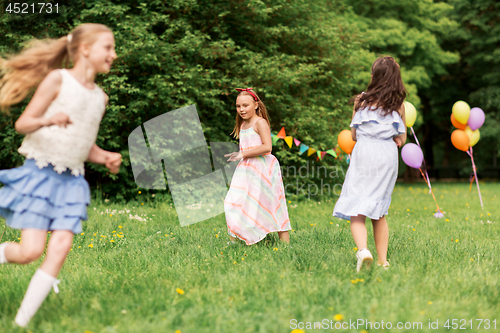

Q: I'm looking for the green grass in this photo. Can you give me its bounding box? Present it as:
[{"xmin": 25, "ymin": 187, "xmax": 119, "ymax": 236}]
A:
[{"xmin": 1, "ymin": 183, "xmax": 499, "ymax": 333}]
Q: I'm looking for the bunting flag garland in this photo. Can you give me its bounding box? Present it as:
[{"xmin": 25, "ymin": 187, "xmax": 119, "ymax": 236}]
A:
[
  {"xmin": 326, "ymin": 149, "xmax": 337, "ymax": 157},
  {"xmin": 271, "ymin": 133, "xmax": 280, "ymax": 145},
  {"xmin": 299, "ymin": 144, "xmax": 309, "ymax": 155},
  {"xmin": 268, "ymin": 126, "xmax": 348, "ymax": 161},
  {"xmin": 277, "ymin": 127, "xmax": 286, "ymax": 139}
]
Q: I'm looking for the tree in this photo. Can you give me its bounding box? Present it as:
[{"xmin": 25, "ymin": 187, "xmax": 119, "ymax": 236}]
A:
[{"xmin": 1, "ymin": 0, "xmax": 362, "ymax": 200}]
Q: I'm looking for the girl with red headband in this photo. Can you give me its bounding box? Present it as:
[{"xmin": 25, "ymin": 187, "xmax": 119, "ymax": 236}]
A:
[{"xmin": 224, "ymin": 88, "xmax": 291, "ymax": 245}]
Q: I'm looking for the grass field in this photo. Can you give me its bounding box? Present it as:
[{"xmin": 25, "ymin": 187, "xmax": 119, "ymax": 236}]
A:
[{"xmin": 0, "ymin": 182, "xmax": 499, "ymax": 333}]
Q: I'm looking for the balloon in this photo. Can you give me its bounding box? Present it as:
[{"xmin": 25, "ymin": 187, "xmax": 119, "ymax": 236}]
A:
[
  {"xmin": 401, "ymin": 143, "xmax": 424, "ymax": 169},
  {"xmin": 451, "ymin": 114, "xmax": 466, "ymax": 130},
  {"xmin": 451, "ymin": 129, "xmax": 469, "ymax": 151},
  {"xmin": 452, "ymin": 101, "xmax": 470, "ymax": 125},
  {"xmin": 404, "ymin": 101, "xmax": 417, "ymax": 127},
  {"xmin": 464, "ymin": 126, "xmax": 480, "ymax": 147},
  {"xmin": 338, "ymin": 130, "xmax": 356, "ymax": 154},
  {"xmin": 468, "ymin": 107, "xmax": 485, "ymax": 130}
]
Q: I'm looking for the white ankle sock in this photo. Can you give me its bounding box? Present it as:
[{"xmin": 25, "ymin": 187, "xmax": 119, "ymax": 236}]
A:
[
  {"xmin": 0, "ymin": 242, "xmax": 10, "ymax": 264},
  {"xmin": 15, "ymin": 269, "xmax": 60, "ymax": 327}
]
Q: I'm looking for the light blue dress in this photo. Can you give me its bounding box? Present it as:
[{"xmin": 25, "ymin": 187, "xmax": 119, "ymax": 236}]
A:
[
  {"xmin": 0, "ymin": 159, "xmax": 90, "ymax": 234},
  {"xmin": 333, "ymin": 107, "xmax": 405, "ymax": 220}
]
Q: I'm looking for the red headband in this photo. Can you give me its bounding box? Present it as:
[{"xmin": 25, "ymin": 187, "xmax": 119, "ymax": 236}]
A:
[{"xmin": 235, "ymin": 88, "xmax": 258, "ymax": 101}]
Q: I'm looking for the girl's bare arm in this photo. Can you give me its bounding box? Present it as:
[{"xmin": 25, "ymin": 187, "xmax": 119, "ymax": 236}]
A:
[
  {"xmin": 351, "ymin": 97, "xmax": 360, "ymax": 141},
  {"xmin": 393, "ymin": 103, "xmax": 407, "ymax": 146},
  {"xmin": 14, "ymin": 70, "xmax": 69, "ymax": 134}
]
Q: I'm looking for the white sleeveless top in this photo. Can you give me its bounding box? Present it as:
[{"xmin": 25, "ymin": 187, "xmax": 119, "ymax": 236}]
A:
[{"xmin": 18, "ymin": 69, "xmax": 106, "ymax": 176}]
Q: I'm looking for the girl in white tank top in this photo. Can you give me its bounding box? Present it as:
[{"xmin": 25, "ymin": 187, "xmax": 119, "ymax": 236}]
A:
[{"xmin": 0, "ymin": 23, "xmax": 122, "ymax": 327}]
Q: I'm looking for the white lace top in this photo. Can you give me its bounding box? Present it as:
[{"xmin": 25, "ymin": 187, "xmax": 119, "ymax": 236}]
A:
[{"xmin": 18, "ymin": 69, "xmax": 106, "ymax": 176}]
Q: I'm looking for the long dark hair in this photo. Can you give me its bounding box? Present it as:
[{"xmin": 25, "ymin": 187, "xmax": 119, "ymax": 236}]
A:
[{"xmin": 354, "ymin": 56, "xmax": 407, "ymax": 116}]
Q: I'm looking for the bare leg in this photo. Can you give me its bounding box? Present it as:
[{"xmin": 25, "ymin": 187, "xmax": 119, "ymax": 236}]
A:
[
  {"xmin": 371, "ymin": 216, "xmax": 389, "ymax": 265},
  {"xmin": 4, "ymin": 229, "xmax": 47, "ymax": 264},
  {"xmin": 350, "ymin": 215, "xmax": 368, "ymax": 249},
  {"xmin": 40, "ymin": 230, "xmax": 74, "ymax": 277},
  {"xmin": 278, "ymin": 231, "xmax": 289, "ymax": 243}
]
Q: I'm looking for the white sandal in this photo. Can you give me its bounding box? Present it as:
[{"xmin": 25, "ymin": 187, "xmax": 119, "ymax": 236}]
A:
[
  {"xmin": 356, "ymin": 248, "xmax": 373, "ymax": 272},
  {"xmin": 377, "ymin": 261, "xmax": 390, "ymax": 270}
]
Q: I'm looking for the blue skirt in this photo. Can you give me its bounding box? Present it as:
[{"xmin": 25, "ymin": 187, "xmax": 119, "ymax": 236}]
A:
[{"xmin": 0, "ymin": 159, "xmax": 90, "ymax": 234}]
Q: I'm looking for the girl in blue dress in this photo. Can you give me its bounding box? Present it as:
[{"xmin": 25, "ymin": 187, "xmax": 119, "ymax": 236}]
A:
[
  {"xmin": 333, "ymin": 56, "xmax": 407, "ymax": 272},
  {"xmin": 0, "ymin": 23, "xmax": 122, "ymax": 327}
]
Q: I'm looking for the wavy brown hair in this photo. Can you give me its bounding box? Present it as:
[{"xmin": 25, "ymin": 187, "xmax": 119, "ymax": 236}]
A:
[
  {"xmin": 231, "ymin": 90, "xmax": 271, "ymax": 139},
  {"xmin": 354, "ymin": 56, "xmax": 407, "ymax": 116},
  {"xmin": 0, "ymin": 23, "xmax": 112, "ymax": 113}
]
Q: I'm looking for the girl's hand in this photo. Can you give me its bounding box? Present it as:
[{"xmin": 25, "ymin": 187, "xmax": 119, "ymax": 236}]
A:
[
  {"xmin": 224, "ymin": 151, "xmax": 243, "ymax": 162},
  {"xmin": 105, "ymin": 152, "xmax": 122, "ymax": 174},
  {"xmin": 393, "ymin": 136, "xmax": 404, "ymax": 148},
  {"xmin": 46, "ymin": 112, "xmax": 72, "ymax": 128}
]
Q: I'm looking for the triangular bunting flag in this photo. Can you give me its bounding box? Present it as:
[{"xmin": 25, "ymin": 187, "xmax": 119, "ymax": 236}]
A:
[
  {"xmin": 326, "ymin": 149, "xmax": 337, "ymax": 158},
  {"xmin": 321, "ymin": 151, "xmax": 327, "ymax": 159},
  {"xmin": 316, "ymin": 156, "xmax": 320, "ymax": 161},
  {"xmin": 277, "ymin": 127, "xmax": 286, "ymax": 139},
  {"xmin": 317, "ymin": 150, "xmax": 322, "ymax": 159},
  {"xmin": 307, "ymin": 148, "xmax": 316, "ymax": 156},
  {"xmin": 271, "ymin": 135, "xmax": 280, "ymax": 145},
  {"xmin": 293, "ymin": 138, "xmax": 301, "ymax": 146},
  {"xmin": 284, "ymin": 136, "xmax": 293, "ymax": 148},
  {"xmin": 299, "ymin": 144, "xmax": 309, "ymax": 155}
]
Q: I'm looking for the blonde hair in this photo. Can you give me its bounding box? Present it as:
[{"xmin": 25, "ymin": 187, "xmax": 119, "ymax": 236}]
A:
[
  {"xmin": 0, "ymin": 23, "xmax": 112, "ymax": 113},
  {"xmin": 231, "ymin": 90, "xmax": 271, "ymax": 139}
]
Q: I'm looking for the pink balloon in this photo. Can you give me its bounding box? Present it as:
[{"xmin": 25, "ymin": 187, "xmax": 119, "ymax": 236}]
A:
[
  {"xmin": 468, "ymin": 107, "xmax": 485, "ymax": 130},
  {"xmin": 401, "ymin": 143, "xmax": 423, "ymax": 169}
]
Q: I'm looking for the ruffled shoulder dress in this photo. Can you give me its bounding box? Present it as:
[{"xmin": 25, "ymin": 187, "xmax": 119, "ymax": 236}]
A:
[
  {"xmin": 0, "ymin": 68, "xmax": 105, "ymax": 234},
  {"xmin": 224, "ymin": 118, "xmax": 291, "ymax": 245},
  {"xmin": 333, "ymin": 107, "xmax": 405, "ymax": 220}
]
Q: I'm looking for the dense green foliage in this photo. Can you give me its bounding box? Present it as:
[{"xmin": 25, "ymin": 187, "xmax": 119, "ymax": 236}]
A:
[
  {"xmin": 430, "ymin": 0, "xmax": 500, "ymax": 174},
  {"xmin": 0, "ymin": 183, "xmax": 498, "ymax": 332},
  {"xmin": 1, "ymin": 0, "xmax": 499, "ymax": 200}
]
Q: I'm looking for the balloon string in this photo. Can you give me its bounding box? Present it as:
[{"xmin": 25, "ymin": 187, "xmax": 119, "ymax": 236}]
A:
[
  {"xmin": 468, "ymin": 146, "xmax": 484, "ymax": 209},
  {"xmin": 469, "ymin": 174, "xmax": 474, "ymax": 192},
  {"xmin": 411, "ymin": 126, "xmax": 432, "ymax": 193},
  {"xmin": 419, "ymin": 167, "xmax": 441, "ymax": 212},
  {"xmin": 411, "ymin": 126, "xmax": 421, "ymax": 146}
]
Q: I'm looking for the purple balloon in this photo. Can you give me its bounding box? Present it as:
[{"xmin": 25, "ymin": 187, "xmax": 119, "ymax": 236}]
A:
[
  {"xmin": 468, "ymin": 107, "xmax": 485, "ymax": 130},
  {"xmin": 401, "ymin": 143, "xmax": 424, "ymax": 169}
]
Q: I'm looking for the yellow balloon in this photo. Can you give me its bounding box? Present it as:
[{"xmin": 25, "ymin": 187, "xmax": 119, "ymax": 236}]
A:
[
  {"xmin": 452, "ymin": 101, "xmax": 470, "ymax": 125},
  {"xmin": 404, "ymin": 101, "xmax": 417, "ymax": 127},
  {"xmin": 464, "ymin": 126, "xmax": 480, "ymax": 147}
]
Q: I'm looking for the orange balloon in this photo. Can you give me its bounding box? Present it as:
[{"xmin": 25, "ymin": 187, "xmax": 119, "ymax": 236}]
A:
[
  {"xmin": 338, "ymin": 130, "xmax": 356, "ymax": 154},
  {"xmin": 451, "ymin": 114, "xmax": 466, "ymax": 130},
  {"xmin": 451, "ymin": 130, "xmax": 469, "ymax": 152}
]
